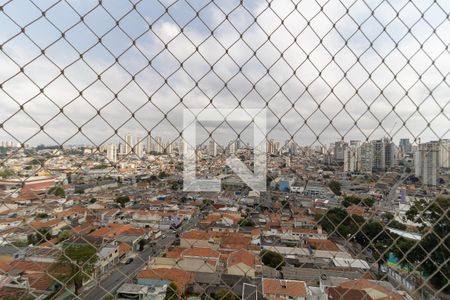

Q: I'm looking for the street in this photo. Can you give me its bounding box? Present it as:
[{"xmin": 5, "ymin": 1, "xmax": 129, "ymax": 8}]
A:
[
  {"xmin": 80, "ymin": 214, "xmax": 200, "ymax": 299},
  {"xmin": 81, "ymin": 234, "xmax": 175, "ymax": 300}
]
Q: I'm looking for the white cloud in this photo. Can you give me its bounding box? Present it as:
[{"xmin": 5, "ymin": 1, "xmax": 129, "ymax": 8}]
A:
[{"xmin": 0, "ymin": 0, "xmax": 449, "ymax": 147}]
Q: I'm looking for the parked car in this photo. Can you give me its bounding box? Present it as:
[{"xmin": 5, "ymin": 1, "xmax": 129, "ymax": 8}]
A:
[{"xmin": 125, "ymin": 258, "xmax": 134, "ymax": 265}]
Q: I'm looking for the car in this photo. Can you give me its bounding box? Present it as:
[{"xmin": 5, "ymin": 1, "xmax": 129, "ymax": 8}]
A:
[{"xmin": 124, "ymin": 258, "xmax": 134, "ymax": 265}]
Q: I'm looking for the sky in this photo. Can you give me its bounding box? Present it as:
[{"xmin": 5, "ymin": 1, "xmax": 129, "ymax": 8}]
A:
[{"xmin": 0, "ymin": 0, "xmax": 449, "ymax": 148}]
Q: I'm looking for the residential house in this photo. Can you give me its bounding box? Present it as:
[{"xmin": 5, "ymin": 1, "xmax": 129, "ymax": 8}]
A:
[
  {"xmin": 180, "ymin": 230, "xmax": 215, "ymax": 249},
  {"xmin": 97, "ymin": 243, "xmax": 120, "ymax": 273},
  {"xmin": 136, "ymin": 268, "xmax": 194, "ymax": 294},
  {"xmin": 262, "ymin": 278, "xmax": 309, "ymax": 300},
  {"xmin": 226, "ymin": 249, "xmax": 258, "ymax": 278}
]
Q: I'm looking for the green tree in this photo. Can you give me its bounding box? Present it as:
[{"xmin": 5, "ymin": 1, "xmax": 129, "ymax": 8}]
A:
[
  {"xmin": 30, "ymin": 228, "xmax": 52, "ymax": 245},
  {"xmin": 261, "ymin": 250, "xmax": 285, "ymax": 270},
  {"xmin": 405, "ymin": 197, "xmax": 450, "ymax": 291},
  {"xmin": 36, "ymin": 213, "xmax": 49, "ymax": 219},
  {"xmin": 55, "ymin": 244, "xmax": 98, "ymax": 295},
  {"xmin": 355, "ymin": 221, "xmax": 391, "ymax": 247},
  {"xmin": 386, "ymin": 219, "xmax": 407, "ymax": 231},
  {"xmin": 317, "ymin": 207, "xmax": 364, "ymax": 238},
  {"xmin": 48, "ymin": 186, "xmax": 65, "ymax": 197},
  {"xmin": 213, "ymin": 288, "xmax": 239, "ymax": 300},
  {"xmin": 159, "ymin": 171, "xmax": 167, "ymax": 179},
  {"xmin": 58, "ymin": 230, "xmax": 72, "ymax": 242},
  {"xmin": 200, "ymin": 199, "xmax": 213, "ymax": 211},
  {"xmin": 342, "ymin": 195, "xmax": 374, "ymax": 207},
  {"xmin": 0, "ymin": 168, "xmax": 14, "ymax": 178},
  {"xmin": 238, "ymin": 218, "xmax": 254, "ymax": 227},
  {"xmin": 165, "ymin": 282, "xmax": 179, "ymax": 300},
  {"xmin": 115, "ymin": 196, "xmax": 130, "ymax": 208},
  {"xmin": 328, "ymin": 180, "xmax": 341, "ymax": 196}
]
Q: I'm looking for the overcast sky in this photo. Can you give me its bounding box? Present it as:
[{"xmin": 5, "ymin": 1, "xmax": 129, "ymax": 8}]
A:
[{"xmin": 0, "ymin": 0, "xmax": 449, "ymax": 148}]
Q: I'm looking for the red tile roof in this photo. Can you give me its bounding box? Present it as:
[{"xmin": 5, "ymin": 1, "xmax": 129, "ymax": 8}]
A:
[
  {"xmin": 181, "ymin": 229, "xmax": 209, "ymax": 240},
  {"xmin": 262, "ymin": 278, "xmax": 308, "ymax": 298},
  {"xmin": 338, "ymin": 279, "xmax": 405, "ymax": 300},
  {"xmin": 137, "ymin": 268, "xmax": 194, "ymax": 293},
  {"xmin": 227, "ymin": 249, "xmax": 255, "ymax": 268},
  {"xmin": 308, "ymin": 239, "xmax": 340, "ymax": 252}
]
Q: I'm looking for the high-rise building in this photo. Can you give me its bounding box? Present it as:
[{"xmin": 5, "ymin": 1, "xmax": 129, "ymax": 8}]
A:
[
  {"xmin": 267, "ymin": 139, "xmax": 280, "ymax": 155},
  {"xmin": 371, "ymin": 139, "xmax": 386, "ymax": 172},
  {"xmin": 288, "ymin": 140, "xmax": 297, "ymax": 155},
  {"xmin": 106, "ymin": 144, "xmax": 117, "ymax": 163},
  {"xmin": 399, "ymin": 138, "xmax": 412, "ymax": 154},
  {"xmin": 118, "ymin": 143, "xmax": 125, "ymax": 155},
  {"xmin": 136, "ymin": 136, "xmax": 144, "ymax": 158},
  {"xmin": 178, "ymin": 139, "xmax": 187, "ymax": 154},
  {"xmin": 236, "ymin": 140, "xmax": 241, "ymax": 150},
  {"xmin": 228, "ymin": 140, "xmax": 236, "ymax": 154},
  {"xmin": 359, "ymin": 142, "xmax": 373, "ymax": 174},
  {"xmin": 155, "ymin": 137, "xmax": 162, "ymax": 153},
  {"xmin": 344, "ymin": 146, "xmax": 358, "ymax": 172},
  {"xmin": 334, "ymin": 141, "xmax": 347, "ymax": 162},
  {"xmin": 415, "ymin": 142, "xmax": 440, "ymax": 185},
  {"xmin": 350, "ymin": 140, "xmax": 361, "ymax": 148},
  {"xmin": 439, "ymin": 139, "xmax": 450, "ymax": 168},
  {"xmin": 125, "ymin": 133, "xmax": 133, "ymax": 155},
  {"xmin": 384, "ymin": 138, "xmax": 396, "ymax": 170},
  {"xmin": 165, "ymin": 142, "xmax": 173, "ymax": 154},
  {"xmin": 208, "ymin": 140, "xmax": 217, "ymax": 156}
]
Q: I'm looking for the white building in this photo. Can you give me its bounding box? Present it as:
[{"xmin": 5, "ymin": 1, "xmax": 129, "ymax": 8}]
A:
[
  {"xmin": 208, "ymin": 140, "xmax": 218, "ymax": 156},
  {"xmin": 155, "ymin": 136, "xmax": 162, "ymax": 153},
  {"xmin": 136, "ymin": 136, "xmax": 144, "ymax": 158},
  {"xmin": 106, "ymin": 144, "xmax": 117, "ymax": 163},
  {"xmin": 343, "ymin": 146, "xmax": 357, "ymax": 172},
  {"xmin": 358, "ymin": 142, "xmax": 373, "ymax": 174},
  {"xmin": 415, "ymin": 142, "xmax": 440, "ymax": 185},
  {"xmin": 125, "ymin": 133, "xmax": 134, "ymax": 155}
]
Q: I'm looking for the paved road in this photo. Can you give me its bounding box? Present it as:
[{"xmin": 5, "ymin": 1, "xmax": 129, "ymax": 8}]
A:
[
  {"xmin": 80, "ymin": 215, "xmax": 200, "ymax": 300},
  {"xmin": 379, "ymin": 173, "xmax": 408, "ymax": 212},
  {"xmin": 81, "ymin": 234, "xmax": 175, "ymax": 300}
]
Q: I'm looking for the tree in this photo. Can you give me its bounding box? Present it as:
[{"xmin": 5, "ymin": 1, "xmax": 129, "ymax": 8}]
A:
[
  {"xmin": 342, "ymin": 195, "xmax": 374, "ymax": 207},
  {"xmin": 28, "ymin": 228, "xmax": 52, "ymax": 245},
  {"xmin": 328, "ymin": 180, "xmax": 341, "ymax": 196},
  {"xmin": 36, "ymin": 213, "xmax": 49, "ymax": 219},
  {"xmin": 89, "ymin": 197, "xmax": 97, "ymax": 204},
  {"xmin": 317, "ymin": 207, "xmax": 364, "ymax": 238},
  {"xmin": 48, "ymin": 186, "xmax": 65, "ymax": 198},
  {"xmin": 115, "ymin": 196, "xmax": 130, "ymax": 208},
  {"xmin": 158, "ymin": 171, "xmax": 167, "ymax": 179},
  {"xmin": 58, "ymin": 230, "xmax": 72, "ymax": 242},
  {"xmin": 200, "ymin": 199, "xmax": 213, "ymax": 211},
  {"xmin": 214, "ymin": 288, "xmax": 239, "ymax": 300},
  {"xmin": 0, "ymin": 168, "xmax": 14, "ymax": 178},
  {"xmin": 165, "ymin": 282, "xmax": 179, "ymax": 300},
  {"xmin": 238, "ymin": 218, "xmax": 254, "ymax": 227},
  {"xmin": 386, "ymin": 219, "xmax": 407, "ymax": 231},
  {"xmin": 55, "ymin": 244, "xmax": 98, "ymax": 295},
  {"xmin": 261, "ymin": 249, "xmax": 285, "ymax": 270},
  {"xmin": 355, "ymin": 221, "xmax": 391, "ymax": 247},
  {"xmin": 405, "ymin": 197, "xmax": 450, "ymax": 291}
]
